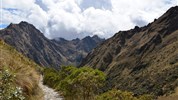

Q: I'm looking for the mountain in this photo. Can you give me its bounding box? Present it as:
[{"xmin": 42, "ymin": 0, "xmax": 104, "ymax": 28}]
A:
[
  {"xmin": 52, "ymin": 35, "xmax": 105, "ymax": 65},
  {"xmin": 80, "ymin": 6, "xmax": 178, "ymax": 96},
  {"xmin": 0, "ymin": 22, "xmax": 67, "ymax": 69},
  {"xmin": 0, "ymin": 22, "xmax": 104, "ymax": 69}
]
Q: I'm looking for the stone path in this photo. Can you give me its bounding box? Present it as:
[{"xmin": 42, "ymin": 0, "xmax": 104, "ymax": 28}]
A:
[{"xmin": 39, "ymin": 76, "xmax": 63, "ymax": 100}]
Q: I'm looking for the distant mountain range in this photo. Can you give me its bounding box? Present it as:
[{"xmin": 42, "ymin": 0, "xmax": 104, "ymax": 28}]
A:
[
  {"xmin": 80, "ymin": 6, "xmax": 178, "ymax": 96},
  {"xmin": 52, "ymin": 35, "xmax": 105, "ymax": 65},
  {"xmin": 0, "ymin": 22, "xmax": 104, "ymax": 69}
]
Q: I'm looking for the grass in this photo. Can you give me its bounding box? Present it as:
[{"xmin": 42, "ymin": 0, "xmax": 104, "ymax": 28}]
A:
[{"xmin": 0, "ymin": 40, "xmax": 43, "ymax": 100}]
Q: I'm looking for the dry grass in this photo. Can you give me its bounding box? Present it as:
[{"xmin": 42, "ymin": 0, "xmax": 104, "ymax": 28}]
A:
[{"xmin": 0, "ymin": 40, "xmax": 44, "ymax": 100}]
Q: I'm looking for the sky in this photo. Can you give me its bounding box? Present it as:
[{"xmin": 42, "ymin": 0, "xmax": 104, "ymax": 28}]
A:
[{"xmin": 0, "ymin": 0, "xmax": 178, "ymax": 40}]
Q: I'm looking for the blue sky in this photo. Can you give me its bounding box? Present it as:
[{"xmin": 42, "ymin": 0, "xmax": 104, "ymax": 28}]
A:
[
  {"xmin": 0, "ymin": 24, "xmax": 8, "ymax": 29},
  {"xmin": 1, "ymin": 0, "xmax": 178, "ymax": 39}
]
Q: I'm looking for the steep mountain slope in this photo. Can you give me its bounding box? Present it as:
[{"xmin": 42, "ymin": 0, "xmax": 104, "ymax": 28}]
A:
[
  {"xmin": 0, "ymin": 22, "xmax": 104, "ymax": 68},
  {"xmin": 80, "ymin": 6, "xmax": 178, "ymax": 96},
  {"xmin": 0, "ymin": 22, "xmax": 67, "ymax": 69},
  {"xmin": 0, "ymin": 40, "xmax": 43, "ymax": 99}
]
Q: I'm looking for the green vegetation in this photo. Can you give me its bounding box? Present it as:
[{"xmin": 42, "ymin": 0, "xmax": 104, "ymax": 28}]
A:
[
  {"xmin": 0, "ymin": 67, "xmax": 25, "ymax": 100},
  {"xmin": 0, "ymin": 40, "xmax": 43, "ymax": 100},
  {"xmin": 96, "ymin": 89, "xmax": 154, "ymax": 100},
  {"xmin": 43, "ymin": 66, "xmax": 154, "ymax": 100},
  {"xmin": 43, "ymin": 66, "xmax": 106, "ymax": 100}
]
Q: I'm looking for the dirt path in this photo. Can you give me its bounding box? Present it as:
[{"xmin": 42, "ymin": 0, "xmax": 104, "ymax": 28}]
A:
[{"xmin": 39, "ymin": 76, "xmax": 63, "ymax": 100}]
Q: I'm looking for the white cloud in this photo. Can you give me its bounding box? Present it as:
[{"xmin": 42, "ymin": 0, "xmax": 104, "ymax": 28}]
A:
[
  {"xmin": 2, "ymin": 0, "xmax": 35, "ymax": 10},
  {"xmin": 1, "ymin": 0, "xmax": 48, "ymax": 32},
  {"xmin": 1, "ymin": 0, "xmax": 178, "ymax": 39},
  {"xmin": 27, "ymin": 4, "xmax": 48, "ymax": 29}
]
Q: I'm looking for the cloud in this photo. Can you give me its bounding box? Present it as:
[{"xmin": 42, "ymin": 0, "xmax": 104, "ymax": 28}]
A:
[
  {"xmin": 1, "ymin": 0, "xmax": 178, "ymax": 39},
  {"xmin": 79, "ymin": 0, "xmax": 112, "ymax": 10},
  {"xmin": 1, "ymin": 0, "xmax": 48, "ymax": 31},
  {"xmin": 35, "ymin": 0, "xmax": 48, "ymax": 11}
]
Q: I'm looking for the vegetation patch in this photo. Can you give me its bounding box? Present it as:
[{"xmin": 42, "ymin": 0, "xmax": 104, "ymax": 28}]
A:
[
  {"xmin": 96, "ymin": 89, "xmax": 154, "ymax": 100},
  {"xmin": 0, "ymin": 40, "xmax": 43, "ymax": 100},
  {"xmin": 0, "ymin": 67, "xmax": 25, "ymax": 100},
  {"xmin": 43, "ymin": 66, "xmax": 105, "ymax": 100},
  {"xmin": 43, "ymin": 66, "xmax": 154, "ymax": 100}
]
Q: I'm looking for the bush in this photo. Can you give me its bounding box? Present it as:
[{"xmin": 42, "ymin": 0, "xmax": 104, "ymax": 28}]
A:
[
  {"xmin": 95, "ymin": 89, "xmax": 136, "ymax": 100},
  {"xmin": 43, "ymin": 68, "xmax": 60, "ymax": 88},
  {"xmin": 95, "ymin": 89, "xmax": 154, "ymax": 100},
  {"xmin": 43, "ymin": 66, "xmax": 106, "ymax": 100},
  {"xmin": 43, "ymin": 66, "xmax": 154, "ymax": 100},
  {"xmin": 0, "ymin": 67, "xmax": 25, "ymax": 100},
  {"xmin": 60, "ymin": 67, "xmax": 106, "ymax": 100}
]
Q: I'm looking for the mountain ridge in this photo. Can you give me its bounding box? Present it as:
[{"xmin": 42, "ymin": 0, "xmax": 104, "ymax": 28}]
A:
[
  {"xmin": 80, "ymin": 6, "xmax": 178, "ymax": 96},
  {"xmin": 0, "ymin": 21, "xmax": 104, "ymax": 68}
]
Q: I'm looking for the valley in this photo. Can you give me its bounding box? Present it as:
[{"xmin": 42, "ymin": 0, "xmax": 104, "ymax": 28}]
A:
[{"xmin": 0, "ymin": 5, "xmax": 178, "ymax": 100}]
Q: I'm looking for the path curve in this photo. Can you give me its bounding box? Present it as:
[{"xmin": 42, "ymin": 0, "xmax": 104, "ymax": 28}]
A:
[{"xmin": 39, "ymin": 76, "xmax": 63, "ymax": 100}]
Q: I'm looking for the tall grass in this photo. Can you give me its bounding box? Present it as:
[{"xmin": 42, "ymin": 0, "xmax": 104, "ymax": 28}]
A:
[{"xmin": 0, "ymin": 40, "xmax": 43, "ymax": 100}]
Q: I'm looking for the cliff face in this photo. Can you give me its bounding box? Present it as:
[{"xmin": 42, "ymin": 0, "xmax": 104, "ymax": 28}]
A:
[
  {"xmin": 0, "ymin": 21, "xmax": 104, "ymax": 68},
  {"xmin": 80, "ymin": 6, "xmax": 178, "ymax": 96}
]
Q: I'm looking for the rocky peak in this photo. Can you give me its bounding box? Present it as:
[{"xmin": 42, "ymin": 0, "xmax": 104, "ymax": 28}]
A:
[
  {"xmin": 19, "ymin": 21, "xmax": 30, "ymax": 26},
  {"xmin": 82, "ymin": 36, "xmax": 92, "ymax": 41},
  {"xmin": 72, "ymin": 38, "xmax": 80, "ymax": 41},
  {"xmin": 165, "ymin": 6, "xmax": 178, "ymax": 15},
  {"xmin": 53, "ymin": 37, "xmax": 69, "ymax": 43}
]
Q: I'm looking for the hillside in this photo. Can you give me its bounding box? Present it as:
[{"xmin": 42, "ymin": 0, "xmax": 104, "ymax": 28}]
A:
[
  {"xmin": 0, "ymin": 23, "xmax": 104, "ymax": 69},
  {"xmin": 80, "ymin": 6, "xmax": 178, "ymax": 96},
  {"xmin": 0, "ymin": 40, "xmax": 43, "ymax": 99}
]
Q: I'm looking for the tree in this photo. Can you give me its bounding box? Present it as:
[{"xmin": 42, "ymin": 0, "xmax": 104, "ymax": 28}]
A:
[{"xmin": 59, "ymin": 66, "xmax": 106, "ymax": 100}]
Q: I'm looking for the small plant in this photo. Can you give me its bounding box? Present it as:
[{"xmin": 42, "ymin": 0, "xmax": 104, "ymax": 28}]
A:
[{"xmin": 0, "ymin": 67, "xmax": 25, "ymax": 100}]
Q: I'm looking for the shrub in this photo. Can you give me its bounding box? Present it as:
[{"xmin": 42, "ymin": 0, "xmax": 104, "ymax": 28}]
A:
[
  {"xmin": 43, "ymin": 66, "xmax": 154, "ymax": 100},
  {"xmin": 0, "ymin": 67, "xmax": 25, "ymax": 100},
  {"xmin": 95, "ymin": 89, "xmax": 154, "ymax": 100},
  {"xmin": 43, "ymin": 66, "xmax": 106, "ymax": 100},
  {"xmin": 95, "ymin": 89, "xmax": 136, "ymax": 100},
  {"xmin": 59, "ymin": 67, "xmax": 106, "ymax": 100},
  {"xmin": 43, "ymin": 68, "xmax": 60, "ymax": 88}
]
